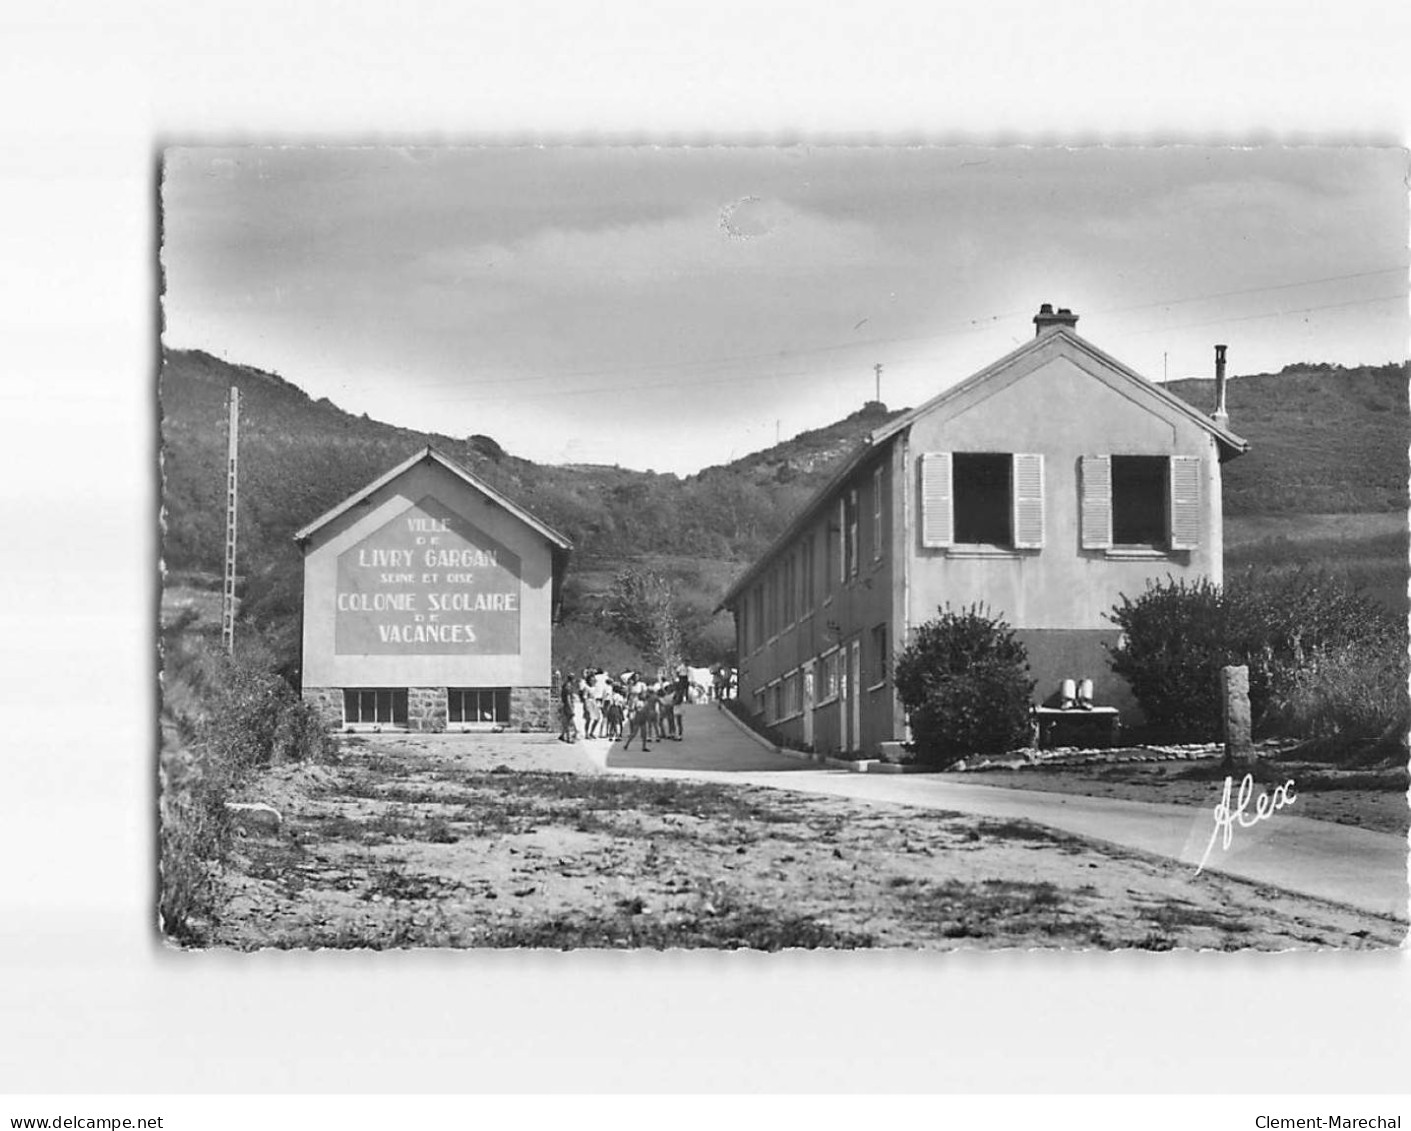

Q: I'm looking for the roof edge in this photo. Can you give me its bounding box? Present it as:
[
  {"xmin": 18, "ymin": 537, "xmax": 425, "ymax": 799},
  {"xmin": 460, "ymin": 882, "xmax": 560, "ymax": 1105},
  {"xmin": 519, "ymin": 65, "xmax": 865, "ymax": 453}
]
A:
[
  {"xmin": 292, "ymin": 445, "xmax": 574, "ymax": 550},
  {"xmin": 716, "ymin": 327, "xmax": 1250, "ymax": 610},
  {"xmin": 717, "ymin": 434, "xmax": 889, "ymax": 610}
]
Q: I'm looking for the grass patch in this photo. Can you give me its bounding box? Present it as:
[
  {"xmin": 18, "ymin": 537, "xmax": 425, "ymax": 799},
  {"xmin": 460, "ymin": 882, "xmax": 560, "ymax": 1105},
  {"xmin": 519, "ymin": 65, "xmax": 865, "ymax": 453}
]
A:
[
  {"xmin": 305, "ymin": 807, "xmax": 485, "ymax": 844},
  {"xmin": 903, "ymin": 878, "xmax": 1106, "ymax": 943},
  {"xmin": 475, "ymin": 890, "xmax": 875, "ymax": 950},
  {"xmin": 968, "ymin": 818, "xmax": 1090, "ymax": 853},
  {"xmin": 1144, "ymin": 898, "xmax": 1252, "ymax": 936}
]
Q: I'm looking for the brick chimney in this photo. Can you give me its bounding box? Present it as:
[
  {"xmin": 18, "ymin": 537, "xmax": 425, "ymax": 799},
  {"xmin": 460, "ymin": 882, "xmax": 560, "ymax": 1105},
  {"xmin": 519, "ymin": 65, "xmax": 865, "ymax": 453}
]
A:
[
  {"xmin": 1033, "ymin": 303, "xmax": 1079, "ymax": 336},
  {"xmin": 1213, "ymin": 344, "xmax": 1229, "ymax": 427}
]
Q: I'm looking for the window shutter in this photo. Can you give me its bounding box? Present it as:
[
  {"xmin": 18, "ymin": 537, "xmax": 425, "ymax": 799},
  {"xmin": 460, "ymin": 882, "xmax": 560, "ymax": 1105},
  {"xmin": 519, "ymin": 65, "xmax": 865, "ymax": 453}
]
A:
[
  {"xmin": 1011, "ymin": 453, "xmax": 1045, "ymax": 549},
  {"xmin": 1168, "ymin": 456, "xmax": 1202, "ymax": 550},
  {"xmin": 1080, "ymin": 455, "xmax": 1113, "ymax": 549},
  {"xmin": 919, "ymin": 452, "xmax": 953, "ymax": 548}
]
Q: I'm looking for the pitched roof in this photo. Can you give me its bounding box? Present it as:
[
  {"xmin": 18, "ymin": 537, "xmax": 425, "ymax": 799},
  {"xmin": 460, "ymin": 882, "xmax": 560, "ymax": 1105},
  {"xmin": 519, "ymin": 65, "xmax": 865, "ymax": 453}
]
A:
[
  {"xmin": 717, "ymin": 328, "xmax": 1248, "ymax": 608},
  {"xmin": 869, "ymin": 326, "xmax": 1249, "ymax": 457},
  {"xmin": 292, "ymin": 445, "xmax": 574, "ymax": 550}
]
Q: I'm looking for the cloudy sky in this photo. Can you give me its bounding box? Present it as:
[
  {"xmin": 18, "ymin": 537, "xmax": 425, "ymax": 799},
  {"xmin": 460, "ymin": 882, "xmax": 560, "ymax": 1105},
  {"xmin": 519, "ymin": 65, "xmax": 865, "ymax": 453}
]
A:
[{"xmin": 161, "ymin": 146, "xmax": 1408, "ymax": 475}]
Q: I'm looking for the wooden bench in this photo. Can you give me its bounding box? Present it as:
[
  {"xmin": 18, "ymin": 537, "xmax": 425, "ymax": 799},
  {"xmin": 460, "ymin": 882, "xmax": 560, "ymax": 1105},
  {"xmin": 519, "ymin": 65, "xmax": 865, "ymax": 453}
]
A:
[{"xmin": 1031, "ymin": 706, "xmax": 1121, "ymax": 749}]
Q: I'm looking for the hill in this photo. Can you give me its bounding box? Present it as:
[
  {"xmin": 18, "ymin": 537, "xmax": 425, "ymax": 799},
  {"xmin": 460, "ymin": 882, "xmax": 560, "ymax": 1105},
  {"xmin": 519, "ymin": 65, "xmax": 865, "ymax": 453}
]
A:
[
  {"xmin": 159, "ymin": 349, "xmax": 1407, "ymax": 677},
  {"xmin": 1164, "ymin": 361, "xmax": 1407, "ymax": 515},
  {"xmin": 160, "ymin": 349, "xmax": 904, "ymax": 580}
]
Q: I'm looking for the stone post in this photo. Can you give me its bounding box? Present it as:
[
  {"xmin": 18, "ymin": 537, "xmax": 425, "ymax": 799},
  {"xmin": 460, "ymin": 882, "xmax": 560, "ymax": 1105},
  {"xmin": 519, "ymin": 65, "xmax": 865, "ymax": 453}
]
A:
[{"xmin": 1220, "ymin": 664, "xmax": 1253, "ymax": 768}]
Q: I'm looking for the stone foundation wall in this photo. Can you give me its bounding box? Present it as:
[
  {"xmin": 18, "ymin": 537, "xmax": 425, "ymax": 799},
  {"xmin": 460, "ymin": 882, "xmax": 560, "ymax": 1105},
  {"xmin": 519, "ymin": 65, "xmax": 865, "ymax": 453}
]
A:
[
  {"xmin": 511, "ymin": 686, "xmax": 554, "ymax": 732},
  {"xmin": 307, "ymin": 685, "xmax": 552, "ymax": 733},
  {"xmin": 408, "ymin": 686, "xmax": 448, "ymax": 733},
  {"xmin": 302, "ymin": 687, "xmax": 343, "ymax": 730}
]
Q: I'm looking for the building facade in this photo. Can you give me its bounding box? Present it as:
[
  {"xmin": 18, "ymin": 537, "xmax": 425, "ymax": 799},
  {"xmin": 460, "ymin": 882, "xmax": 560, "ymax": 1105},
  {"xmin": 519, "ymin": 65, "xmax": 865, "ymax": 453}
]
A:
[
  {"xmin": 720, "ymin": 306, "xmax": 1248, "ymax": 758},
  {"xmin": 296, "ymin": 447, "xmax": 571, "ymax": 733}
]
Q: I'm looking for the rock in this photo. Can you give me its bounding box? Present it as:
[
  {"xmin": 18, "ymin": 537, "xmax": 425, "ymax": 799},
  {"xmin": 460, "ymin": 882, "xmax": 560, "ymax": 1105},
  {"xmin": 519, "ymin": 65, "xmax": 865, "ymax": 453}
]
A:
[{"xmin": 225, "ymin": 802, "xmax": 282, "ymax": 834}]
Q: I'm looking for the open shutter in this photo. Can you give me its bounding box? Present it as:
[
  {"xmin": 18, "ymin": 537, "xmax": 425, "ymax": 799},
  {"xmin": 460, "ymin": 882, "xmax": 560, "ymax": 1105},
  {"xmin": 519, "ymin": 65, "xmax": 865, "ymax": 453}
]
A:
[
  {"xmin": 1168, "ymin": 456, "xmax": 1202, "ymax": 550},
  {"xmin": 1080, "ymin": 455, "xmax": 1113, "ymax": 549},
  {"xmin": 1011, "ymin": 453, "xmax": 1045, "ymax": 549},
  {"xmin": 919, "ymin": 452, "xmax": 953, "ymax": 548}
]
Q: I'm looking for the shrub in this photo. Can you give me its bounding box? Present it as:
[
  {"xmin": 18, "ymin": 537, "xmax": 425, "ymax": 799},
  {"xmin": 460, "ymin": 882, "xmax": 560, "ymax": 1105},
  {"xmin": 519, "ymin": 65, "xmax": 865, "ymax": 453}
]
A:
[
  {"xmin": 158, "ymin": 741, "xmax": 234, "ymax": 944},
  {"xmin": 1263, "ymin": 637, "xmax": 1410, "ymax": 760},
  {"xmin": 197, "ymin": 646, "xmax": 337, "ymax": 770},
  {"xmin": 893, "ymin": 605, "xmax": 1035, "ymax": 767},
  {"xmin": 1108, "ymin": 568, "xmax": 1405, "ymax": 745},
  {"xmin": 1107, "ymin": 577, "xmax": 1227, "ymax": 741}
]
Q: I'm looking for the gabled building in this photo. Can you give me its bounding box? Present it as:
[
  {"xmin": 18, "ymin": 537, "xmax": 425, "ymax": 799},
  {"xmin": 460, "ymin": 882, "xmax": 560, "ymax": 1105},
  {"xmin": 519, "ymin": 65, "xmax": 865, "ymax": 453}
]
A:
[
  {"xmin": 719, "ymin": 305, "xmax": 1248, "ymax": 757},
  {"xmin": 295, "ymin": 446, "xmax": 572, "ymax": 733}
]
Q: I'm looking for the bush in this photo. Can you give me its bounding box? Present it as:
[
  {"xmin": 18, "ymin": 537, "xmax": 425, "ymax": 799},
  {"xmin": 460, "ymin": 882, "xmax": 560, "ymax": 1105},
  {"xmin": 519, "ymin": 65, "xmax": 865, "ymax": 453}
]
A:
[
  {"xmin": 893, "ymin": 605, "xmax": 1035, "ymax": 767},
  {"xmin": 1263, "ymin": 637, "xmax": 1410, "ymax": 759},
  {"xmin": 1106, "ymin": 577, "xmax": 1226, "ymax": 741},
  {"xmin": 197, "ymin": 645, "xmax": 337, "ymax": 770},
  {"xmin": 1108, "ymin": 568, "xmax": 1405, "ymax": 745},
  {"xmin": 158, "ymin": 741, "xmax": 234, "ymax": 944}
]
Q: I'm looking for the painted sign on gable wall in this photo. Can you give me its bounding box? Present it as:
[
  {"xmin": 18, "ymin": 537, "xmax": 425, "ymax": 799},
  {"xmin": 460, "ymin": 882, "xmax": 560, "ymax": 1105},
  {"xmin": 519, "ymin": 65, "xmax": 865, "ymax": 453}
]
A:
[{"xmin": 334, "ymin": 496, "xmax": 521, "ymax": 655}]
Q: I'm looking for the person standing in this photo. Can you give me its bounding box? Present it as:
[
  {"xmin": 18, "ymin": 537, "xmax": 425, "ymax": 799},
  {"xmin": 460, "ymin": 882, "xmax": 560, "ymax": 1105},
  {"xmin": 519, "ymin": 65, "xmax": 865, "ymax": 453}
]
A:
[
  {"xmin": 672, "ymin": 670, "xmax": 690, "ymax": 739},
  {"xmin": 558, "ymin": 670, "xmax": 577, "ymax": 743}
]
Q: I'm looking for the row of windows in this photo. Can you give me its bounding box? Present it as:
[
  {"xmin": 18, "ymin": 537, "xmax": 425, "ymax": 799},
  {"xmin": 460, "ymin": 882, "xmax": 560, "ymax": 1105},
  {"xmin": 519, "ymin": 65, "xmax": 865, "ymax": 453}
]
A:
[
  {"xmin": 920, "ymin": 452, "xmax": 1201, "ymax": 551},
  {"xmin": 341, "ymin": 687, "xmax": 510, "ymax": 727},
  {"xmin": 742, "ymin": 462, "xmax": 888, "ymax": 652},
  {"xmin": 754, "ymin": 623, "xmax": 889, "ymax": 726}
]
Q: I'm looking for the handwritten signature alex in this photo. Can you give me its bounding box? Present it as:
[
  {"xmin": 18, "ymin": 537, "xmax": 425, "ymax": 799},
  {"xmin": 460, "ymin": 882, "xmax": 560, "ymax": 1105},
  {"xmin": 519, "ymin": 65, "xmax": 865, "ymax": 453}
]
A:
[{"xmin": 1195, "ymin": 773, "xmax": 1297, "ymax": 875}]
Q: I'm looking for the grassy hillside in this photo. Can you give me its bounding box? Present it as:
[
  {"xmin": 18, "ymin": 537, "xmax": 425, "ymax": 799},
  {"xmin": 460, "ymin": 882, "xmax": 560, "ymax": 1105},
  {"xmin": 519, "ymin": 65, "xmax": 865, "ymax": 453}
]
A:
[
  {"xmin": 159, "ymin": 349, "xmax": 1408, "ymax": 680},
  {"xmin": 1165, "ymin": 362, "xmax": 1407, "ymax": 515},
  {"xmin": 159, "ymin": 349, "xmax": 900, "ymax": 677},
  {"xmin": 160, "ymin": 349, "xmax": 900, "ymax": 579}
]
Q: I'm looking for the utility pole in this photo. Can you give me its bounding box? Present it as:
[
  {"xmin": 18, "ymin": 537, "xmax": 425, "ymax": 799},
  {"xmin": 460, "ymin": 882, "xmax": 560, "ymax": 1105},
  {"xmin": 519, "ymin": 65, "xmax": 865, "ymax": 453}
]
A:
[
  {"xmin": 874, "ymin": 362, "xmax": 883, "ymax": 403},
  {"xmin": 221, "ymin": 386, "xmax": 240, "ymax": 655}
]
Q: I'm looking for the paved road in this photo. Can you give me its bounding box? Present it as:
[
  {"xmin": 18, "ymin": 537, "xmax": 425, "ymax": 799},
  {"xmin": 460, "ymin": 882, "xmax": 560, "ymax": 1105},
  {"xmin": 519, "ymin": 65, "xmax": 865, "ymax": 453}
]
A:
[{"xmin": 588, "ymin": 704, "xmax": 1410, "ymax": 921}]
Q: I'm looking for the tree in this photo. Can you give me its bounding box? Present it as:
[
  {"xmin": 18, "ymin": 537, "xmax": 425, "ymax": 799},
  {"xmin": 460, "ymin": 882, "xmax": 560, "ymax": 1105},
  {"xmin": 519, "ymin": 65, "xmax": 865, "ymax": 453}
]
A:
[{"xmin": 602, "ymin": 568, "xmax": 684, "ymax": 675}]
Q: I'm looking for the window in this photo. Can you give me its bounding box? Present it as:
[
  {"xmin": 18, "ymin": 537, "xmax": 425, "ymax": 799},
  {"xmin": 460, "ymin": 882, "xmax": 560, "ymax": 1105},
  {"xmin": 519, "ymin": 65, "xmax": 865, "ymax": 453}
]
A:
[
  {"xmin": 954, "ymin": 453, "xmax": 1012, "ymax": 544},
  {"xmin": 448, "ymin": 687, "xmax": 510, "ymax": 725},
  {"xmin": 870, "ymin": 623, "xmax": 889, "ymax": 687},
  {"xmin": 770, "ymin": 681, "xmax": 784, "ymax": 722},
  {"xmin": 843, "ymin": 489, "xmax": 860, "ymax": 579},
  {"xmin": 920, "ymin": 452, "xmax": 1045, "ymax": 549},
  {"xmin": 819, "ymin": 650, "xmax": 841, "ymax": 702},
  {"xmin": 751, "ymin": 584, "xmax": 764, "ymax": 650},
  {"xmin": 782, "ymin": 553, "xmax": 796, "ymax": 626},
  {"xmin": 1112, "ymin": 456, "xmax": 1167, "ymax": 545},
  {"xmin": 800, "ymin": 534, "xmax": 815, "ymax": 614},
  {"xmin": 1081, "ymin": 455, "xmax": 1200, "ymax": 551},
  {"xmin": 825, "ymin": 520, "xmax": 837, "ymax": 595},
  {"xmin": 872, "ymin": 465, "xmax": 885, "ymax": 560},
  {"xmin": 783, "ymin": 670, "xmax": 802, "ymax": 717},
  {"xmin": 753, "ymin": 689, "xmax": 766, "ymax": 718},
  {"xmin": 343, "ymin": 688, "xmax": 408, "ymax": 727}
]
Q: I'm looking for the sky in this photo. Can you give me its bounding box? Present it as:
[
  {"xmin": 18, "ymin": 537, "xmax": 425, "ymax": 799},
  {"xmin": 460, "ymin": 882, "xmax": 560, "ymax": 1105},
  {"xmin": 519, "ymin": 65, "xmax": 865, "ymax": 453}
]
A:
[{"xmin": 161, "ymin": 146, "xmax": 1409, "ymax": 475}]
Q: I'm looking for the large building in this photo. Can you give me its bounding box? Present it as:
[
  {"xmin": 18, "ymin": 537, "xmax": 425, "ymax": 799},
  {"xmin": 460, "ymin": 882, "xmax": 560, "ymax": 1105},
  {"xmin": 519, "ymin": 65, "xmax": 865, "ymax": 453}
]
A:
[
  {"xmin": 296, "ymin": 447, "xmax": 572, "ymax": 733},
  {"xmin": 720, "ymin": 305, "xmax": 1249, "ymax": 757}
]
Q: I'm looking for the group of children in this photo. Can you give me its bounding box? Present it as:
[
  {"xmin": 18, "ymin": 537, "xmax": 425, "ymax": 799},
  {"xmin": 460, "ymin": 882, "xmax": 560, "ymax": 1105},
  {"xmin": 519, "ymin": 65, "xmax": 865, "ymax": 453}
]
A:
[{"xmin": 557, "ymin": 668, "xmax": 693, "ymax": 748}]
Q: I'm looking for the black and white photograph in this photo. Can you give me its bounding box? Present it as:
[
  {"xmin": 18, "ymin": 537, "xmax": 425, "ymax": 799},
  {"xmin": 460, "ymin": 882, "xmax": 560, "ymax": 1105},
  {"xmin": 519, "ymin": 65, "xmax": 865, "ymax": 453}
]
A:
[
  {"xmin": 158, "ymin": 145, "xmax": 1409, "ymax": 952},
  {"xmin": 8, "ymin": 0, "xmax": 1411, "ymax": 1116}
]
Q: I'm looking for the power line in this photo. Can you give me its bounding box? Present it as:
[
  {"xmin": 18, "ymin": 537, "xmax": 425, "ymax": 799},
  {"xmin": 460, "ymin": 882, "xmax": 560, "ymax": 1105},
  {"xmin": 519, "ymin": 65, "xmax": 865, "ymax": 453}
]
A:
[
  {"xmin": 1107, "ymin": 291, "xmax": 1407, "ymax": 338},
  {"xmin": 418, "ymin": 290, "xmax": 1407, "ymax": 405},
  {"xmin": 355, "ymin": 263, "xmax": 1409, "ymax": 394}
]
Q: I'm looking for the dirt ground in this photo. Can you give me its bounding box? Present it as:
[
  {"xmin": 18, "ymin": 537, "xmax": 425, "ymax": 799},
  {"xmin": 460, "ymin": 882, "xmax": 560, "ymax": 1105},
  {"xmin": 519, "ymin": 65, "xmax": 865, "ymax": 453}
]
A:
[
  {"xmin": 953, "ymin": 754, "xmax": 1410, "ymax": 837},
  {"xmin": 205, "ymin": 733, "xmax": 1406, "ymax": 951}
]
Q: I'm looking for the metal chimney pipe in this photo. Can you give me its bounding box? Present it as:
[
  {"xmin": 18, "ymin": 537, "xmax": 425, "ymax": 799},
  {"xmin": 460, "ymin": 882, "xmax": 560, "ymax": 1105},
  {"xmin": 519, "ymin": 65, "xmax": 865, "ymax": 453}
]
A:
[{"xmin": 1213, "ymin": 344, "xmax": 1229, "ymax": 427}]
